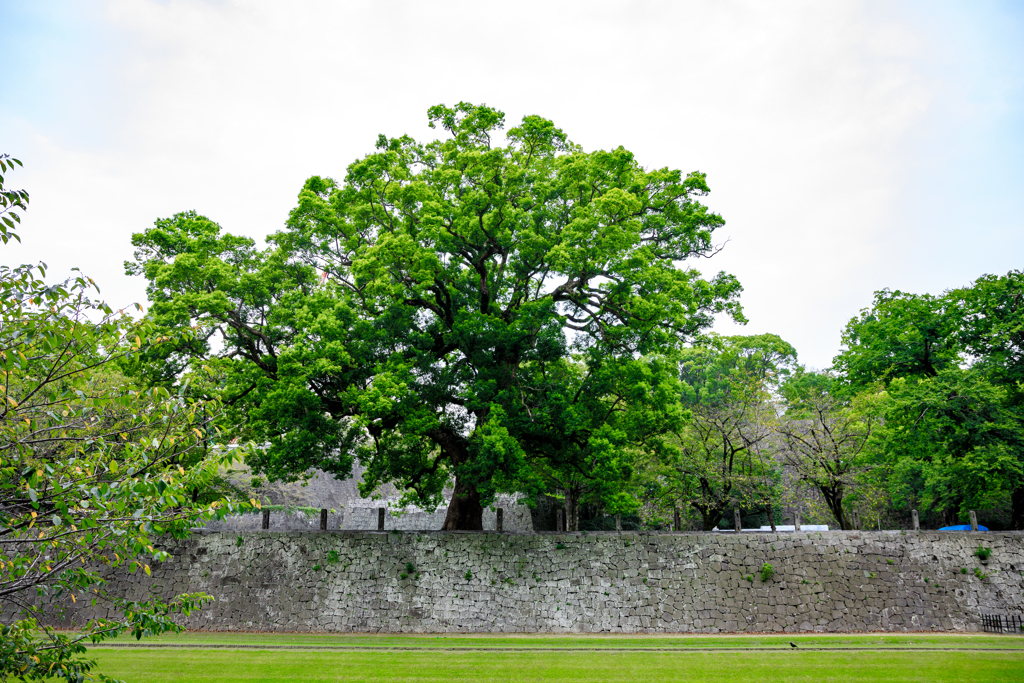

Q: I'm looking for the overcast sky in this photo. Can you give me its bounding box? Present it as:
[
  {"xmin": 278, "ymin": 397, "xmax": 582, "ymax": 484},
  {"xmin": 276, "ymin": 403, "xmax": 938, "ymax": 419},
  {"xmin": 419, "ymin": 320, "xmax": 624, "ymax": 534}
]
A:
[{"xmin": 3, "ymin": 0, "xmax": 1022, "ymax": 369}]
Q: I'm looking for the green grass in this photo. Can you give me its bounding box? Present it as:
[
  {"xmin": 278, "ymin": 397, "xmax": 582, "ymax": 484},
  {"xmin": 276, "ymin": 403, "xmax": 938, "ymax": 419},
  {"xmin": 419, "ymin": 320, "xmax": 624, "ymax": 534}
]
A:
[
  {"xmin": 87, "ymin": 648, "xmax": 1024, "ymax": 682},
  {"xmin": 95, "ymin": 631, "xmax": 1024, "ymax": 650},
  {"xmin": 80, "ymin": 632, "xmax": 1024, "ymax": 682}
]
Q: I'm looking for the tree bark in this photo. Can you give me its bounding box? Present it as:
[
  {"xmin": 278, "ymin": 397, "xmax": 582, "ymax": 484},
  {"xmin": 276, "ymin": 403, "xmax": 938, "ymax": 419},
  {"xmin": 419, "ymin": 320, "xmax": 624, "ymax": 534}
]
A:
[
  {"xmin": 566, "ymin": 487, "xmax": 581, "ymax": 531},
  {"xmin": 441, "ymin": 477, "xmax": 484, "ymax": 530},
  {"xmin": 820, "ymin": 486, "xmax": 849, "ymax": 530},
  {"xmin": 693, "ymin": 503, "xmax": 725, "ymax": 531},
  {"xmin": 1012, "ymin": 486, "xmax": 1024, "ymax": 530}
]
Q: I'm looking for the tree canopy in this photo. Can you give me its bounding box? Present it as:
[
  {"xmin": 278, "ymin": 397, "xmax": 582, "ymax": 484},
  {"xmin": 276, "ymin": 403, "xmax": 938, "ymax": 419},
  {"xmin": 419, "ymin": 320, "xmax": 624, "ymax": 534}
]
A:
[
  {"xmin": 833, "ymin": 271, "xmax": 1024, "ymax": 529},
  {"xmin": 128, "ymin": 102, "xmax": 743, "ymax": 529}
]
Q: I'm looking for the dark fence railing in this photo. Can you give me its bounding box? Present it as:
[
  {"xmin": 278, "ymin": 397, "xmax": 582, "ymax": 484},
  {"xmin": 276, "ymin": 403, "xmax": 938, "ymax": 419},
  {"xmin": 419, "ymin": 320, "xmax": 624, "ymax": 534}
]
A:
[{"xmin": 981, "ymin": 614, "xmax": 1024, "ymax": 633}]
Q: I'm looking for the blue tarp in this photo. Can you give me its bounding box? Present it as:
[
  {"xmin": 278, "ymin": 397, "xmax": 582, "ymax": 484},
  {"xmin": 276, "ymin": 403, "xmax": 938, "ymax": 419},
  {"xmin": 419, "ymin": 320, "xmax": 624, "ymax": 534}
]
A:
[{"xmin": 938, "ymin": 524, "xmax": 989, "ymax": 531}]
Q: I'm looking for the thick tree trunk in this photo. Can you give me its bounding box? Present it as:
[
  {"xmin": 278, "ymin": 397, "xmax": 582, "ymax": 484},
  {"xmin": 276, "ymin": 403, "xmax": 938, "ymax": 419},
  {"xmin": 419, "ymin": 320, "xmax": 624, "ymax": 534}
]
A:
[
  {"xmin": 693, "ymin": 503, "xmax": 725, "ymax": 531},
  {"xmin": 566, "ymin": 487, "xmax": 581, "ymax": 531},
  {"xmin": 1012, "ymin": 486, "xmax": 1024, "ymax": 530},
  {"xmin": 821, "ymin": 487, "xmax": 849, "ymax": 530},
  {"xmin": 441, "ymin": 477, "xmax": 484, "ymax": 530}
]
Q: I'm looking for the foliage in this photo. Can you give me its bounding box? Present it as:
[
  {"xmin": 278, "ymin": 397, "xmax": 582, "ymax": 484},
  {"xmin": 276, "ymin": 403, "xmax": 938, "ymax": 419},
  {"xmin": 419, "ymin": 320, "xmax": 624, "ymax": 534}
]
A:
[
  {"xmin": 871, "ymin": 368, "xmax": 1023, "ymax": 526},
  {"xmin": 0, "ymin": 154, "xmax": 29, "ymax": 244},
  {"xmin": 974, "ymin": 546, "xmax": 992, "ymax": 562},
  {"xmin": 651, "ymin": 335, "xmax": 793, "ymax": 530},
  {"xmin": 835, "ymin": 273, "xmax": 1024, "ymax": 529},
  {"xmin": 0, "ymin": 159, "xmax": 252, "ymax": 681},
  {"xmin": 952, "ymin": 271, "xmax": 1024, "ymax": 406},
  {"xmin": 518, "ymin": 355, "xmax": 683, "ymax": 530},
  {"xmin": 833, "ymin": 289, "xmax": 959, "ymax": 391},
  {"xmin": 778, "ymin": 370, "xmax": 881, "ymax": 530},
  {"xmin": 759, "ymin": 562, "xmax": 774, "ymax": 582},
  {"xmin": 125, "ymin": 102, "xmax": 743, "ymax": 529}
]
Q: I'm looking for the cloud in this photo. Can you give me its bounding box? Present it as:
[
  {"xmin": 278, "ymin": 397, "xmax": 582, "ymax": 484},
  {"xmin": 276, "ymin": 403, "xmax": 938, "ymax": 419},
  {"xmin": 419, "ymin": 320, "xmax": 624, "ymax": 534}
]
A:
[{"xmin": 2, "ymin": 0, "xmax": 1021, "ymax": 368}]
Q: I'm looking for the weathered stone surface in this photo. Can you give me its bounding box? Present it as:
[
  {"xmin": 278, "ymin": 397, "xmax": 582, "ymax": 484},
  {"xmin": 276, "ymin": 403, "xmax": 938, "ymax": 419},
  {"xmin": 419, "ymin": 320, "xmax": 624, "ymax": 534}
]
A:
[{"xmin": 27, "ymin": 531, "xmax": 1024, "ymax": 633}]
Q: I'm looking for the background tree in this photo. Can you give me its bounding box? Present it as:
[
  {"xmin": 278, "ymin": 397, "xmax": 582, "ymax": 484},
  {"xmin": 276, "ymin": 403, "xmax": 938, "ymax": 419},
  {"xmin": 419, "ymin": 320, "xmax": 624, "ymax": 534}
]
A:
[
  {"xmin": 953, "ymin": 271, "xmax": 1024, "ymax": 405},
  {"xmin": 658, "ymin": 335, "xmax": 794, "ymax": 530},
  {"xmin": 834, "ymin": 274, "xmax": 1024, "ymax": 528},
  {"xmin": 127, "ymin": 102, "xmax": 743, "ymax": 529},
  {"xmin": 0, "ymin": 154, "xmax": 29, "ymax": 245},
  {"xmin": 833, "ymin": 289, "xmax": 959, "ymax": 390},
  {"xmin": 873, "ymin": 368, "xmax": 1023, "ymax": 527},
  {"xmin": 778, "ymin": 370, "xmax": 880, "ymax": 530},
  {"xmin": 516, "ymin": 355, "xmax": 682, "ymax": 530}
]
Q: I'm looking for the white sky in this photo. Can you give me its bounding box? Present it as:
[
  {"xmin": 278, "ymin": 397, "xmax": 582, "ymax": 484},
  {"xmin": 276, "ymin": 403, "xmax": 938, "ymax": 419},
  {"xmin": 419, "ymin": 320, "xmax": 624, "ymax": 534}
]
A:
[{"xmin": 3, "ymin": 0, "xmax": 1022, "ymax": 369}]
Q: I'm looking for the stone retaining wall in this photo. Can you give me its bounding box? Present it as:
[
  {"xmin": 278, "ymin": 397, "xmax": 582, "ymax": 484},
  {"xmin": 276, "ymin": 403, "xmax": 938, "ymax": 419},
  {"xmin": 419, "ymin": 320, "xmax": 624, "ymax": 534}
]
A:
[{"xmin": 40, "ymin": 531, "xmax": 1024, "ymax": 633}]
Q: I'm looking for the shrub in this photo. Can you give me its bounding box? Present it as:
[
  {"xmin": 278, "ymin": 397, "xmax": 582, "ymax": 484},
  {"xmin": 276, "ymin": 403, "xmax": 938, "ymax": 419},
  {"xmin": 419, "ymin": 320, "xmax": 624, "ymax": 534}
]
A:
[
  {"xmin": 760, "ymin": 563, "xmax": 775, "ymax": 582},
  {"xmin": 464, "ymin": 570, "xmax": 473, "ymax": 581},
  {"xmin": 327, "ymin": 550, "xmax": 339, "ymax": 564},
  {"xmin": 974, "ymin": 546, "xmax": 992, "ymax": 562},
  {"xmin": 405, "ymin": 562, "xmax": 415, "ymax": 574}
]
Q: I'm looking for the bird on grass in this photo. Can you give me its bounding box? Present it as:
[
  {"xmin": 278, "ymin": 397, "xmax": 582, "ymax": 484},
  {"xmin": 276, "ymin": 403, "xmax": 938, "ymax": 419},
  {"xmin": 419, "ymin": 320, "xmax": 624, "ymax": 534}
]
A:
[{"xmin": 789, "ymin": 642, "xmax": 798, "ymax": 648}]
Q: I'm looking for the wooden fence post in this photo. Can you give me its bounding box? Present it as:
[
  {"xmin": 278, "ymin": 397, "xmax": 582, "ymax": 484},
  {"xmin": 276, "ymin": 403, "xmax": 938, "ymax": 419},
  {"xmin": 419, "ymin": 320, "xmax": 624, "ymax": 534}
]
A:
[
  {"xmin": 320, "ymin": 508, "xmax": 328, "ymax": 531},
  {"xmin": 496, "ymin": 508, "xmax": 503, "ymax": 533},
  {"xmin": 377, "ymin": 507, "xmax": 385, "ymax": 531},
  {"xmin": 674, "ymin": 508, "xmax": 681, "ymax": 532},
  {"xmin": 615, "ymin": 513, "xmax": 622, "ymax": 532},
  {"xmin": 969, "ymin": 510, "xmax": 978, "ymax": 531},
  {"xmin": 794, "ymin": 512, "xmax": 801, "ymax": 532},
  {"xmin": 261, "ymin": 509, "xmax": 270, "ymax": 530},
  {"xmin": 912, "ymin": 510, "xmax": 919, "ymax": 531},
  {"xmin": 733, "ymin": 509, "xmax": 742, "ymax": 533}
]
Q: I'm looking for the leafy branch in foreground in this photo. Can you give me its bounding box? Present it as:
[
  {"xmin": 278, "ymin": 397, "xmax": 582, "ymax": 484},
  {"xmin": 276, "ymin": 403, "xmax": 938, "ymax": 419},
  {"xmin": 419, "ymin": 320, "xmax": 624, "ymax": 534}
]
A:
[
  {"xmin": 0, "ymin": 158, "xmax": 255, "ymax": 681},
  {"xmin": 0, "ymin": 153, "xmax": 28, "ymax": 244}
]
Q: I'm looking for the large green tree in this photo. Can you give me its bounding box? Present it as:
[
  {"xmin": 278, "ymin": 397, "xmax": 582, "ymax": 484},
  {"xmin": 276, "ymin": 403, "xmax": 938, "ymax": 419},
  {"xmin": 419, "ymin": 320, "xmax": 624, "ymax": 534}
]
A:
[
  {"xmin": 834, "ymin": 273, "xmax": 1024, "ymax": 528},
  {"xmin": 127, "ymin": 102, "xmax": 743, "ymax": 529}
]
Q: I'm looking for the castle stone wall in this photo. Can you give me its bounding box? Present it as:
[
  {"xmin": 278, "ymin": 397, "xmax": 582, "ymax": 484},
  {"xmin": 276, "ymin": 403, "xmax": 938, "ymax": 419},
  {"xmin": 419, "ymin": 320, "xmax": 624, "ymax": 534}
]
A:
[{"xmin": 37, "ymin": 530, "xmax": 1024, "ymax": 633}]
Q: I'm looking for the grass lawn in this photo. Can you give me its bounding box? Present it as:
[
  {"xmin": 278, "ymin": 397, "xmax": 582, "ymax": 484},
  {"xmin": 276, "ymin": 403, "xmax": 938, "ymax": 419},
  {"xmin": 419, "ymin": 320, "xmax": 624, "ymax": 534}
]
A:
[
  {"xmin": 83, "ymin": 633, "xmax": 1024, "ymax": 682},
  {"xmin": 88, "ymin": 648, "xmax": 1024, "ymax": 683},
  {"xmin": 96, "ymin": 631, "xmax": 1024, "ymax": 650}
]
